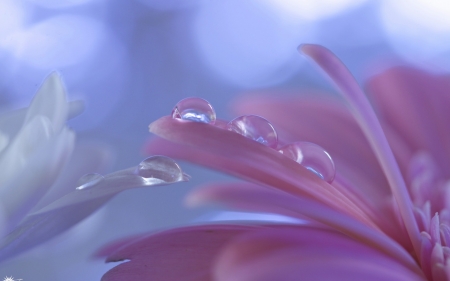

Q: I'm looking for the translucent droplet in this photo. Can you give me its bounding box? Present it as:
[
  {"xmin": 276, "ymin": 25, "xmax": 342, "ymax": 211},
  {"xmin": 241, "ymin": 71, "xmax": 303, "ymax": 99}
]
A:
[
  {"xmin": 76, "ymin": 173, "xmax": 104, "ymax": 190},
  {"xmin": 227, "ymin": 115, "xmax": 278, "ymax": 148},
  {"xmin": 172, "ymin": 97, "xmax": 216, "ymax": 124},
  {"xmin": 137, "ymin": 155, "xmax": 183, "ymax": 182},
  {"xmin": 278, "ymin": 142, "xmax": 335, "ymax": 183}
]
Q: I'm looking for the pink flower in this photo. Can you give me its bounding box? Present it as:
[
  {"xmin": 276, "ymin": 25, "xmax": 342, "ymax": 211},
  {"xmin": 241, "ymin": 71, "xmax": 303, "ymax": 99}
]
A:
[{"xmin": 99, "ymin": 45, "xmax": 450, "ymax": 280}]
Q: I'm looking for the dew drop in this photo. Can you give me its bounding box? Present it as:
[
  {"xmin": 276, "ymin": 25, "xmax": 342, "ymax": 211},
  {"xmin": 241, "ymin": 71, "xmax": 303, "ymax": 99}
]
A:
[
  {"xmin": 226, "ymin": 115, "xmax": 278, "ymax": 148},
  {"xmin": 278, "ymin": 142, "xmax": 335, "ymax": 183},
  {"xmin": 172, "ymin": 97, "xmax": 216, "ymax": 124},
  {"xmin": 76, "ymin": 173, "xmax": 104, "ymax": 190},
  {"xmin": 137, "ymin": 155, "xmax": 183, "ymax": 183}
]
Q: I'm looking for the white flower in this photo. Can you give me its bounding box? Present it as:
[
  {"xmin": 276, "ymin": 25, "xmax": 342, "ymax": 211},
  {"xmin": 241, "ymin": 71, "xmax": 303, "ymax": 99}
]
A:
[{"xmin": 0, "ymin": 73, "xmax": 188, "ymax": 261}]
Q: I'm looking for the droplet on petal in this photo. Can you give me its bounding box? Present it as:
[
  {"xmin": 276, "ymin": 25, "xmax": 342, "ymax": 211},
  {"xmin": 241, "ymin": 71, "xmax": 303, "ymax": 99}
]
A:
[
  {"xmin": 278, "ymin": 141, "xmax": 335, "ymax": 183},
  {"xmin": 171, "ymin": 97, "xmax": 216, "ymax": 124},
  {"xmin": 76, "ymin": 173, "xmax": 104, "ymax": 190},
  {"xmin": 226, "ymin": 115, "xmax": 278, "ymax": 148},
  {"xmin": 137, "ymin": 155, "xmax": 183, "ymax": 183}
]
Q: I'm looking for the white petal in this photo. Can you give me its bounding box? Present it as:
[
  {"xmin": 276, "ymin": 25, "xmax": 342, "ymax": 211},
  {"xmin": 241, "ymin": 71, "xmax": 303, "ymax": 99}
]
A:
[
  {"xmin": 0, "ymin": 205, "xmax": 6, "ymax": 239},
  {"xmin": 32, "ymin": 141, "xmax": 114, "ymax": 211},
  {"xmin": 0, "ymin": 127, "xmax": 75, "ymax": 232},
  {"xmin": 0, "ymin": 100, "xmax": 83, "ymax": 141},
  {"xmin": 24, "ymin": 72, "xmax": 68, "ymax": 133},
  {"xmin": 0, "ymin": 156, "xmax": 188, "ymax": 260},
  {"xmin": 0, "ymin": 131, "xmax": 9, "ymax": 153},
  {"xmin": 0, "ymin": 115, "xmax": 53, "ymax": 186}
]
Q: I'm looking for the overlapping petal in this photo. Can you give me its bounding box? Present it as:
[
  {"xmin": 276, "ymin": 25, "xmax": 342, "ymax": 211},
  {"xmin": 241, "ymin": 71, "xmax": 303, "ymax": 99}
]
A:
[
  {"xmin": 366, "ymin": 67, "xmax": 450, "ymax": 179},
  {"xmin": 231, "ymin": 95, "xmax": 391, "ymax": 201},
  {"xmin": 148, "ymin": 118, "xmax": 380, "ymax": 227},
  {"xmin": 102, "ymin": 45, "xmax": 450, "ymax": 280},
  {"xmin": 0, "ymin": 72, "xmax": 190, "ymax": 262},
  {"xmin": 214, "ymin": 227, "xmax": 424, "ymax": 281},
  {"xmin": 0, "ymin": 155, "xmax": 189, "ymax": 261},
  {"xmin": 101, "ymin": 225, "xmax": 256, "ymax": 281}
]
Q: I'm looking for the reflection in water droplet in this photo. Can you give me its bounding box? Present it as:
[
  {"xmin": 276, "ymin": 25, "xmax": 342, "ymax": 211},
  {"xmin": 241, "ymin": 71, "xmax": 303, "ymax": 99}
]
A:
[
  {"xmin": 227, "ymin": 115, "xmax": 278, "ymax": 148},
  {"xmin": 172, "ymin": 97, "xmax": 216, "ymax": 124},
  {"xmin": 278, "ymin": 142, "xmax": 335, "ymax": 183},
  {"xmin": 76, "ymin": 173, "xmax": 104, "ymax": 190},
  {"xmin": 137, "ymin": 155, "xmax": 183, "ymax": 183}
]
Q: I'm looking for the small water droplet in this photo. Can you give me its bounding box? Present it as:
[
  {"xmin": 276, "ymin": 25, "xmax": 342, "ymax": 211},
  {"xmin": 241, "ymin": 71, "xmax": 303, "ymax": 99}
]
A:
[
  {"xmin": 278, "ymin": 142, "xmax": 335, "ymax": 183},
  {"xmin": 226, "ymin": 115, "xmax": 278, "ymax": 148},
  {"xmin": 137, "ymin": 155, "xmax": 183, "ymax": 182},
  {"xmin": 172, "ymin": 97, "xmax": 216, "ymax": 124},
  {"xmin": 76, "ymin": 173, "xmax": 104, "ymax": 190}
]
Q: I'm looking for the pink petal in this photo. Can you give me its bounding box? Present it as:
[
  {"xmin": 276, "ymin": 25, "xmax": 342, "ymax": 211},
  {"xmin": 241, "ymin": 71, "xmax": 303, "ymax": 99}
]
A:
[
  {"xmin": 93, "ymin": 234, "xmax": 146, "ymax": 259},
  {"xmin": 231, "ymin": 95, "xmax": 391, "ymax": 202},
  {"xmin": 101, "ymin": 224, "xmax": 257, "ymax": 281},
  {"xmin": 148, "ymin": 117, "xmax": 373, "ymax": 226},
  {"xmin": 366, "ymin": 67, "xmax": 450, "ymax": 179},
  {"xmin": 230, "ymin": 95, "xmax": 407, "ymax": 238},
  {"xmin": 187, "ymin": 182, "xmax": 418, "ymax": 271},
  {"xmin": 300, "ymin": 44, "xmax": 420, "ymax": 256},
  {"xmin": 214, "ymin": 227, "xmax": 425, "ymax": 281}
]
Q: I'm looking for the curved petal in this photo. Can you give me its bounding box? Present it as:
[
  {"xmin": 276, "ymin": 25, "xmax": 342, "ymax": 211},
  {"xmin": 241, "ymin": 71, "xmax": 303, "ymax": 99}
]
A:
[
  {"xmin": 0, "ymin": 127, "xmax": 74, "ymax": 231},
  {"xmin": 366, "ymin": 67, "xmax": 450, "ymax": 179},
  {"xmin": 24, "ymin": 72, "xmax": 68, "ymax": 133},
  {"xmin": 214, "ymin": 227, "xmax": 425, "ymax": 281},
  {"xmin": 101, "ymin": 225, "xmax": 257, "ymax": 281},
  {"xmin": 0, "ymin": 157, "xmax": 189, "ymax": 261},
  {"xmin": 187, "ymin": 182, "xmax": 417, "ymax": 271},
  {"xmin": 31, "ymin": 141, "xmax": 114, "ymax": 211},
  {"xmin": 148, "ymin": 117, "xmax": 374, "ymax": 227},
  {"xmin": 231, "ymin": 95, "xmax": 392, "ymax": 202},
  {"xmin": 0, "ymin": 100, "xmax": 83, "ymax": 143},
  {"xmin": 93, "ymin": 234, "xmax": 147, "ymax": 259},
  {"xmin": 0, "ymin": 115, "xmax": 53, "ymax": 186},
  {"xmin": 300, "ymin": 44, "xmax": 420, "ymax": 256}
]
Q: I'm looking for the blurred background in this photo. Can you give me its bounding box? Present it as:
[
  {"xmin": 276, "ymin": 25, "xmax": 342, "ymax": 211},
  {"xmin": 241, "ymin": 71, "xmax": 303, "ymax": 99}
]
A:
[{"xmin": 0, "ymin": 0, "xmax": 449, "ymax": 279}]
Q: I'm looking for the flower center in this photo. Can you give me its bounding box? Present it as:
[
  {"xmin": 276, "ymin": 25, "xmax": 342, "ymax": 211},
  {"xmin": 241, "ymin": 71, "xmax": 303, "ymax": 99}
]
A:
[{"xmin": 408, "ymin": 151, "xmax": 450, "ymax": 279}]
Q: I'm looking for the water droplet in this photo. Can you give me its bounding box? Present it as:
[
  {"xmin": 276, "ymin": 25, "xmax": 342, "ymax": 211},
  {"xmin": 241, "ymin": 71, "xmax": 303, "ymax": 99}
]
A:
[
  {"xmin": 226, "ymin": 115, "xmax": 278, "ymax": 148},
  {"xmin": 278, "ymin": 142, "xmax": 335, "ymax": 183},
  {"xmin": 76, "ymin": 173, "xmax": 104, "ymax": 190},
  {"xmin": 137, "ymin": 155, "xmax": 183, "ymax": 182},
  {"xmin": 172, "ymin": 97, "xmax": 216, "ymax": 124}
]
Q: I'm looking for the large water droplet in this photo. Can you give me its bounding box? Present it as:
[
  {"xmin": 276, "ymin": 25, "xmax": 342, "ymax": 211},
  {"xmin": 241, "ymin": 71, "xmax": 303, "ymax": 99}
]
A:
[
  {"xmin": 172, "ymin": 97, "xmax": 216, "ymax": 124},
  {"xmin": 278, "ymin": 142, "xmax": 335, "ymax": 183},
  {"xmin": 76, "ymin": 173, "xmax": 104, "ymax": 190},
  {"xmin": 137, "ymin": 155, "xmax": 183, "ymax": 183},
  {"xmin": 226, "ymin": 115, "xmax": 278, "ymax": 148}
]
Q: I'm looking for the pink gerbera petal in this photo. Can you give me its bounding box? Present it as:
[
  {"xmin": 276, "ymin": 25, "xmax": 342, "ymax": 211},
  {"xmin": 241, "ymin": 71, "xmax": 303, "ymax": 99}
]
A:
[
  {"xmin": 214, "ymin": 227, "xmax": 425, "ymax": 281},
  {"xmin": 148, "ymin": 117, "xmax": 374, "ymax": 227},
  {"xmin": 101, "ymin": 225, "xmax": 257, "ymax": 281},
  {"xmin": 187, "ymin": 182, "xmax": 417, "ymax": 269},
  {"xmin": 367, "ymin": 67, "xmax": 450, "ymax": 179},
  {"xmin": 300, "ymin": 43, "xmax": 421, "ymax": 256}
]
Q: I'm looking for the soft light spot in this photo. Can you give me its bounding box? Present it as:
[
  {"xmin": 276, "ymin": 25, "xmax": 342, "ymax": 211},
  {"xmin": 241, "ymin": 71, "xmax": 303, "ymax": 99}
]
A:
[
  {"xmin": 23, "ymin": 0, "xmax": 96, "ymax": 9},
  {"xmin": 193, "ymin": 0, "xmax": 314, "ymax": 87},
  {"xmin": 260, "ymin": 0, "xmax": 367, "ymax": 22},
  {"xmin": 133, "ymin": 0, "xmax": 200, "ymax": 10},
  {"xmin": 0, "ymin": 0, "xmax": 27, "ymax": 47},
  {"xmin": 5, "ymin": 15, "xmax": 104, "ymax": 69},
  {"xmin": 380, "ymin": 0, "xmax": 450, "ymax": 69}
]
